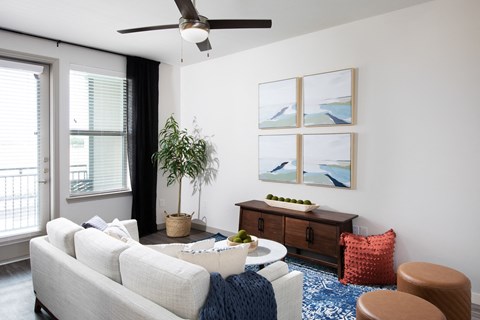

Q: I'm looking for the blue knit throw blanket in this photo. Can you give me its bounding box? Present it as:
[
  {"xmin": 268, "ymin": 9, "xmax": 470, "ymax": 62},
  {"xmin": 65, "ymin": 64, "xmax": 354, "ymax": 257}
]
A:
[{"xmin": 200, "ymin": 271, "xmax": 277, "ymax": 320}]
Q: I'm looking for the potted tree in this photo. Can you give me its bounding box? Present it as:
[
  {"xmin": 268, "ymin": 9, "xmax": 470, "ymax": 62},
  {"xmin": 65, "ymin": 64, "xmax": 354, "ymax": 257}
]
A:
[{"xmin": 152, "ymin": 115, "xmax": 207, "ymax": 237}]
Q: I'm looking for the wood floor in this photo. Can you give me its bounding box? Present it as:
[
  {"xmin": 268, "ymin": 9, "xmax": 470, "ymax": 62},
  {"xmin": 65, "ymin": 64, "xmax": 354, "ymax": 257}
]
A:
[{"xmin": 1, "ymin": 229, "xmax": 479, "ymax": 320}]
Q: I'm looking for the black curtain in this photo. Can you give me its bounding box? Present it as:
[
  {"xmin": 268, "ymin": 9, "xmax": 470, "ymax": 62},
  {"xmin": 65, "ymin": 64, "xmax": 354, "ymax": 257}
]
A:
[{"xmin": 127, "ymin": 56, "xmax": 160, "ymax": 237}]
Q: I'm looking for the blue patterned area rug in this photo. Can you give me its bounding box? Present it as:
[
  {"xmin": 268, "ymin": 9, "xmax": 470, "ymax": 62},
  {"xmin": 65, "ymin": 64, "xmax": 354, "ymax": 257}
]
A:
[
  {"xmin": 203, "ymin": 233, "xmax": 395, "ymax": 319},
  {"xmin": 283, "ymin": 257, "xmax": 395, "ymax": 320}
]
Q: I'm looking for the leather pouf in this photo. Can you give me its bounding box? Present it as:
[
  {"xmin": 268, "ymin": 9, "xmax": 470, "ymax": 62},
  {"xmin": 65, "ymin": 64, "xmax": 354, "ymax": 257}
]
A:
[
  {"xmin": 356, "ymin": 290, "xmax": 446, "ymax": 320},
  {"xmin": 397, "ymin": 262, "xmax": 471, "ymax": 320}
]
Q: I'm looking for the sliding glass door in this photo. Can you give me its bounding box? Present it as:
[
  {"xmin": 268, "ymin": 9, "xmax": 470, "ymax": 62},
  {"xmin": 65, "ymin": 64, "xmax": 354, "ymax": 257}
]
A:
[{"xmin": 0, "ymin": 57, "xmax": 50, "ymax": 240}]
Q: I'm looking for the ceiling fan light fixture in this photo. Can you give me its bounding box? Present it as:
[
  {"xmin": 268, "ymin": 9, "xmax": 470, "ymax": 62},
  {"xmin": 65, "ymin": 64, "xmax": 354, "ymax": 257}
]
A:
[{"xmin": 179, "ymin": 17, "xmax": 210, "ymax": 43}]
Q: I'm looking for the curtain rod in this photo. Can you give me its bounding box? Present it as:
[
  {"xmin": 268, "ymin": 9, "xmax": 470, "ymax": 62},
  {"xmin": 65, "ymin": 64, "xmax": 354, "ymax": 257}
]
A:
[{"xmin": 0, "ymin": 26, "xmax": 126, "ymax": 57}]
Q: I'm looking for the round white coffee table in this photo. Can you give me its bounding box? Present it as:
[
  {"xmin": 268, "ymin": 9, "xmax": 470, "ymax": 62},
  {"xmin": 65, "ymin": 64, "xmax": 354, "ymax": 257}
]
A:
[{"xmin": 215, "ymin": 238, "xmax": 287, "ymax": 268}]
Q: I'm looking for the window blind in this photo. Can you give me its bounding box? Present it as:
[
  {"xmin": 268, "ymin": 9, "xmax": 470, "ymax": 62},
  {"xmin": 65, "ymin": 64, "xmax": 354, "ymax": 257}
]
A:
[{"xmin": 69, "ymin": 69, "xmax": 129, "ymax": 196}]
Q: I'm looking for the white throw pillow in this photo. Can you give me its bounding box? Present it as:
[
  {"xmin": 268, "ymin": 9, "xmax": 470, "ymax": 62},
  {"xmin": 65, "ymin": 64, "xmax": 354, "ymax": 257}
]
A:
[
  {"xmin": 186, "ymin": 238, "xmax": 215, "ymax": 251},
  {"xmin": 148, "ymin": 238, "xmax": 215, "ymax": 257},
  {"xmin": 104, "ymin": 218, "xmax": 132, "ymax": 240},
  {"xmin": 178, "ymin": 243, "xmax": 249, "ymax": 278}
]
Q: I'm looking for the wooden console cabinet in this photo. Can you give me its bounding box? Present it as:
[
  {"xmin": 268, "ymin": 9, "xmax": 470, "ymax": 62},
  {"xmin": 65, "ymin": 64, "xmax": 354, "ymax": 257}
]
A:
[{"xmin": 236, "ymin": 200, "xmax": 358, "ymax": 278}]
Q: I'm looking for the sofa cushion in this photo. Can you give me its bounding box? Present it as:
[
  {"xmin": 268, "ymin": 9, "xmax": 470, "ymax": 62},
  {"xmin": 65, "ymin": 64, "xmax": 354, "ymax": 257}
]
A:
[
  {"xmin": 119, "ymin": 245, "xmax": 210, "ymax": 320},
  {"xmin": 340, "ymin": 229, "xmax": 396, "ymax": 285},
  {"xmin": 178, "ymin": 244, "xmax": 249, "ymax": 278},
  {"xmin": 74, "ymin": 228, "xmax": 130, "ymax": 283},
  {"xmin": 46, "ymin": 217, "xmax": 84, "ymax": 257}
]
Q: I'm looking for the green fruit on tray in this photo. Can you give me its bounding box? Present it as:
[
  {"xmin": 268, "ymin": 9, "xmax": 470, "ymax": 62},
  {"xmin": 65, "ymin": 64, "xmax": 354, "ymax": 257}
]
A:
[
  {"xmin": 265, "ymin": 195, "xmax": 314, "ymax": 206},
  {"xmin": 233, "ymin": 237, "xmax": 243, "ymax": 243}
]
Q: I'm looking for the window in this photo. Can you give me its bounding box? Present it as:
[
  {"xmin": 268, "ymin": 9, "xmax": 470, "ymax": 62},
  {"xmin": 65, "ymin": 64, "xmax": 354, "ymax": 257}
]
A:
[{"xmin": 69, "ymin": 68, "xmax": 129, "ymax": 196}]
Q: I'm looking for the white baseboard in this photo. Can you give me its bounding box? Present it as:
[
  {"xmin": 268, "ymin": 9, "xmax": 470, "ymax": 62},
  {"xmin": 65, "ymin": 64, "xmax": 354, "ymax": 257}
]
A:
[
  {"xmin": 158, "ymin": 221, "xmax": 234, "ymax": 237},
  {"xmin": 0, "ymin": 255, "xmax": 29, "ymax": 266},
  {"xmin": 472, "ymin": 292, "xmax": 480, "ymax": 305},
  {"xmin": 191, "ymin": 222, "xmax": 235, "ymax": 237}
]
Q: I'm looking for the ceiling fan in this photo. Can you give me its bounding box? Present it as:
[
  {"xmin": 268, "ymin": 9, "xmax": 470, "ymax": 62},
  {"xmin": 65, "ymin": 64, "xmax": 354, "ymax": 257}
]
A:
[{"xmin": 117, "ymin": 0, "xmax": 272, "ymax": 52}]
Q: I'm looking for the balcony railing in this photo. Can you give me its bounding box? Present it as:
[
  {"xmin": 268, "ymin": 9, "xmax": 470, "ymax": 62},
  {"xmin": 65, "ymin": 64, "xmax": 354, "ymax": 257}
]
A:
[
  {"xmin": 0, "ymin": 167, "xmax": 38, "ymax": 233},
  {"xmin": 0, "ymin": 166, "xmax": 88, "ymax": 234}
]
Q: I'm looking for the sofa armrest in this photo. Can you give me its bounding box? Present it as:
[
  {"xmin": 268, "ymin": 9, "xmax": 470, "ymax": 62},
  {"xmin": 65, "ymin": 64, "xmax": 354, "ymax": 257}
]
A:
[
  {"xmin": 269, "ymin": 269, "xmax": 304, "ymax": 320},
  {"xmin": 257, "ymin": 261, "xmax": 289, "ymax": 282},
  {"xmin": 120, "ymin": 219, "xmax": 140, "ymax": 242},
  {"xmin": 258, "ymin": 261, "xmax": 303, "ymax": 320}
]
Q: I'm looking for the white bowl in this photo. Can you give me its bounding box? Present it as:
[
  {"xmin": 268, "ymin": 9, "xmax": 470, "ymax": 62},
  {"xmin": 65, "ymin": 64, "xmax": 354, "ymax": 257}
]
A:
[
  {"xmin": 227, "ymin": 235, "xmax": 258, "ymax": 252},
  {"xmin": 264, "ymin": 199, "xmax": 319, "ymax": 212}
]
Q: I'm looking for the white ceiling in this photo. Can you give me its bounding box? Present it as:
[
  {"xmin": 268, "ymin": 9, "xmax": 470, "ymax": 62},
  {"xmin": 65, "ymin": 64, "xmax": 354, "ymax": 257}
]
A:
[{"xmin": 0, "ymin": 0, "xmax": 432, "ymax": 66}]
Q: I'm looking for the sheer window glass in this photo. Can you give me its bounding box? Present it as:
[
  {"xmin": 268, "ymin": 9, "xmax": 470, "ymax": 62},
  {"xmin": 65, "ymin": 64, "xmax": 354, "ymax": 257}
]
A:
[
  {"xmin": 0, "ymin": 57, "xmax": 50, "ymax": 238},
  {"xmin": 69, "ymin": 69, "xmax": 129, "ymax": 196}
]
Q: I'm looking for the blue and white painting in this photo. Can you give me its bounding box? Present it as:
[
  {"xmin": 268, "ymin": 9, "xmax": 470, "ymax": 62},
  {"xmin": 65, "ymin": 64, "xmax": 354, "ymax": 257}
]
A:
[
  {"xmin": 303, "ymin": 69, "xmax": 354, "ymax": 126},
  {"xmin": 259, "ymin": 135, "xmax": 299, "ymax": 183},
  {"xmin": 259, "ymin": 78, "xmax": 299, "ymax": 129},
  {"xmin": 303, "ymin": 134, "xmax": 352, "ymax": 188}
]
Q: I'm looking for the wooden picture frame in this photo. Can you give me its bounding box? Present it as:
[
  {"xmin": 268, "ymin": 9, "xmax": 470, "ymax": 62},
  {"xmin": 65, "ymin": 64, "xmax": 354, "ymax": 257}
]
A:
[
  {"xmin": 303, "ymin": 133, "xmax": 354, "ymax": 188},
  {"xmin": 303, "ymin": 68, "xmax": 355, "ymax": 126},
  {"xmin": 258, "ymin": 77, "xmax": 301, "ymax": 129},
  {"xmin": 258, "ymin": 134, "xmax": 301, "ymax": 183}
]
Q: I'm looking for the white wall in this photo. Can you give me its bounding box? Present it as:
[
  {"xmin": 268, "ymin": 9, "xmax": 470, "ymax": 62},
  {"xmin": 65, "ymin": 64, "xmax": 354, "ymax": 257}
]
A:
[
  {"xmin": 156, "ymin": 63, "xmax": 181, "ymax": 224},
  {"xmin": 176, "ymin": 0, "xmax": 480, "ymax": 299},
  {"xmin": 0, "ymin": 30, "xmax": 132, "ymax": 225}
]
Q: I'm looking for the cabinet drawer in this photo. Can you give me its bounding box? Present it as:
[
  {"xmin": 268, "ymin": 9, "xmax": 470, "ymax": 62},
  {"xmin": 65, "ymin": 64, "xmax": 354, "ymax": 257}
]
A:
[
  {"xmin": 309, "ymin": 222, "xmax": 338, "ymax": 257},
  {"xmin": 239, "ymin": 209, "xmax": 262, "ymax": 237},
  {"xmin": 284, "ymin": 217, "xmax": 309, "ymax": 249},
  {"xmin": 261, "ymin": 213, "xmax": 284, "ymax": 243},
  {"xmin": 239, "ymin": 209, "xmax": 284, "ymax": 242},
  {"xmin": 285, "ymin": 217, "xmax": 338, "ymax": 257}
]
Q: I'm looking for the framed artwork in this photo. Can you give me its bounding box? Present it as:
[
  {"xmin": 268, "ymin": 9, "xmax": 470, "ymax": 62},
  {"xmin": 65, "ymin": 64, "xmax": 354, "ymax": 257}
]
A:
[
  {"xmin": 258, "ymin": 134, "xmax": 300, "ymax": 183},
  {"xmin": 258, "ymin": 77, "xmax": 301, "ymax": 129},
  {"xmin": 303, "ymin": 68, "xmax": 355, "ymax": 126},
  {"xmin": 303, "ymin": 133, "xmax": 353, "ymax": 188}
]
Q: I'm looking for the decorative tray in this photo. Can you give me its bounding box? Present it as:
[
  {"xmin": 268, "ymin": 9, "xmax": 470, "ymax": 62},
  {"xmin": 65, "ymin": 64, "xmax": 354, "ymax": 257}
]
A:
[{"xmin": 264, "ymin": 199, "xmax": 319, "ymax": 212}]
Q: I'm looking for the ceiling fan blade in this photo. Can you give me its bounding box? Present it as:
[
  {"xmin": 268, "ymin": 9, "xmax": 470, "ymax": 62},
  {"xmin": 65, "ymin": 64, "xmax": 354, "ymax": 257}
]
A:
[
  {"xmin": 117, "ymin": 24, "xmax": 178, "ymax": 34},
  {"xmin": 174, "ymin": 0, "xmax": 199, "ymax": 20},
  {"xmin": 196, "ymin": 38, "xmax": 212, "ymax": 52},
  {"xmin": 208, "ymin": 19, "xmax": 272, "ymax": 29}
]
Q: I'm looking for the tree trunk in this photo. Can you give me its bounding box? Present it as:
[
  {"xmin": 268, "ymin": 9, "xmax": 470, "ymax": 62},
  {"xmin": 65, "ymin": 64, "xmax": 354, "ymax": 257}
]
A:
[{"xmin": 177, "ymin": 177, "xmax": 182, "ymax": 214}]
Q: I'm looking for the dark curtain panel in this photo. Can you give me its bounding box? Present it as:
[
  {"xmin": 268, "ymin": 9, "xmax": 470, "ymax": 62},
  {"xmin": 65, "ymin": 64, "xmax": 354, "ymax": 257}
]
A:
[{"xmin": 127, "ymin": 56, "xmax": 160, "ymax": 237}]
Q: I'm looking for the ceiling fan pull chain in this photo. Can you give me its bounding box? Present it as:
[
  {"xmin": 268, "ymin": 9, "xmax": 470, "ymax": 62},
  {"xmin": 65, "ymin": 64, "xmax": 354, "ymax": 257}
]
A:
[{"xmin": 181, "ymin": 38, "xmax": 184, "ymax": 63}]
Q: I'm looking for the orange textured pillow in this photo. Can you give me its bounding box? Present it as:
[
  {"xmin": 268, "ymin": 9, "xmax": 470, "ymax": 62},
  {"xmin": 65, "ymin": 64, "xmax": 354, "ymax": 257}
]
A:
[{"xmin": 340, "ymin": 229, "xmax": 396, "ymax": 285}]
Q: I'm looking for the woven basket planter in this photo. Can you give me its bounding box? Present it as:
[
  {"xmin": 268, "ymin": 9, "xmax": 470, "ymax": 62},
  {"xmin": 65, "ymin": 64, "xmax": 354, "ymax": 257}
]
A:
[{"xmin": 165, "ymin": 213, "xmax": 192, "ymax": 237}]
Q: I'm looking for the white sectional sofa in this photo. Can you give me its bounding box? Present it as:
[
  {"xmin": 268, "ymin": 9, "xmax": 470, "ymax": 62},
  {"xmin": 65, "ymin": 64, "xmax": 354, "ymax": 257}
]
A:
[{"xmin": 30, "ymin": 218, "xmax": 303, "ymax": 320}]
